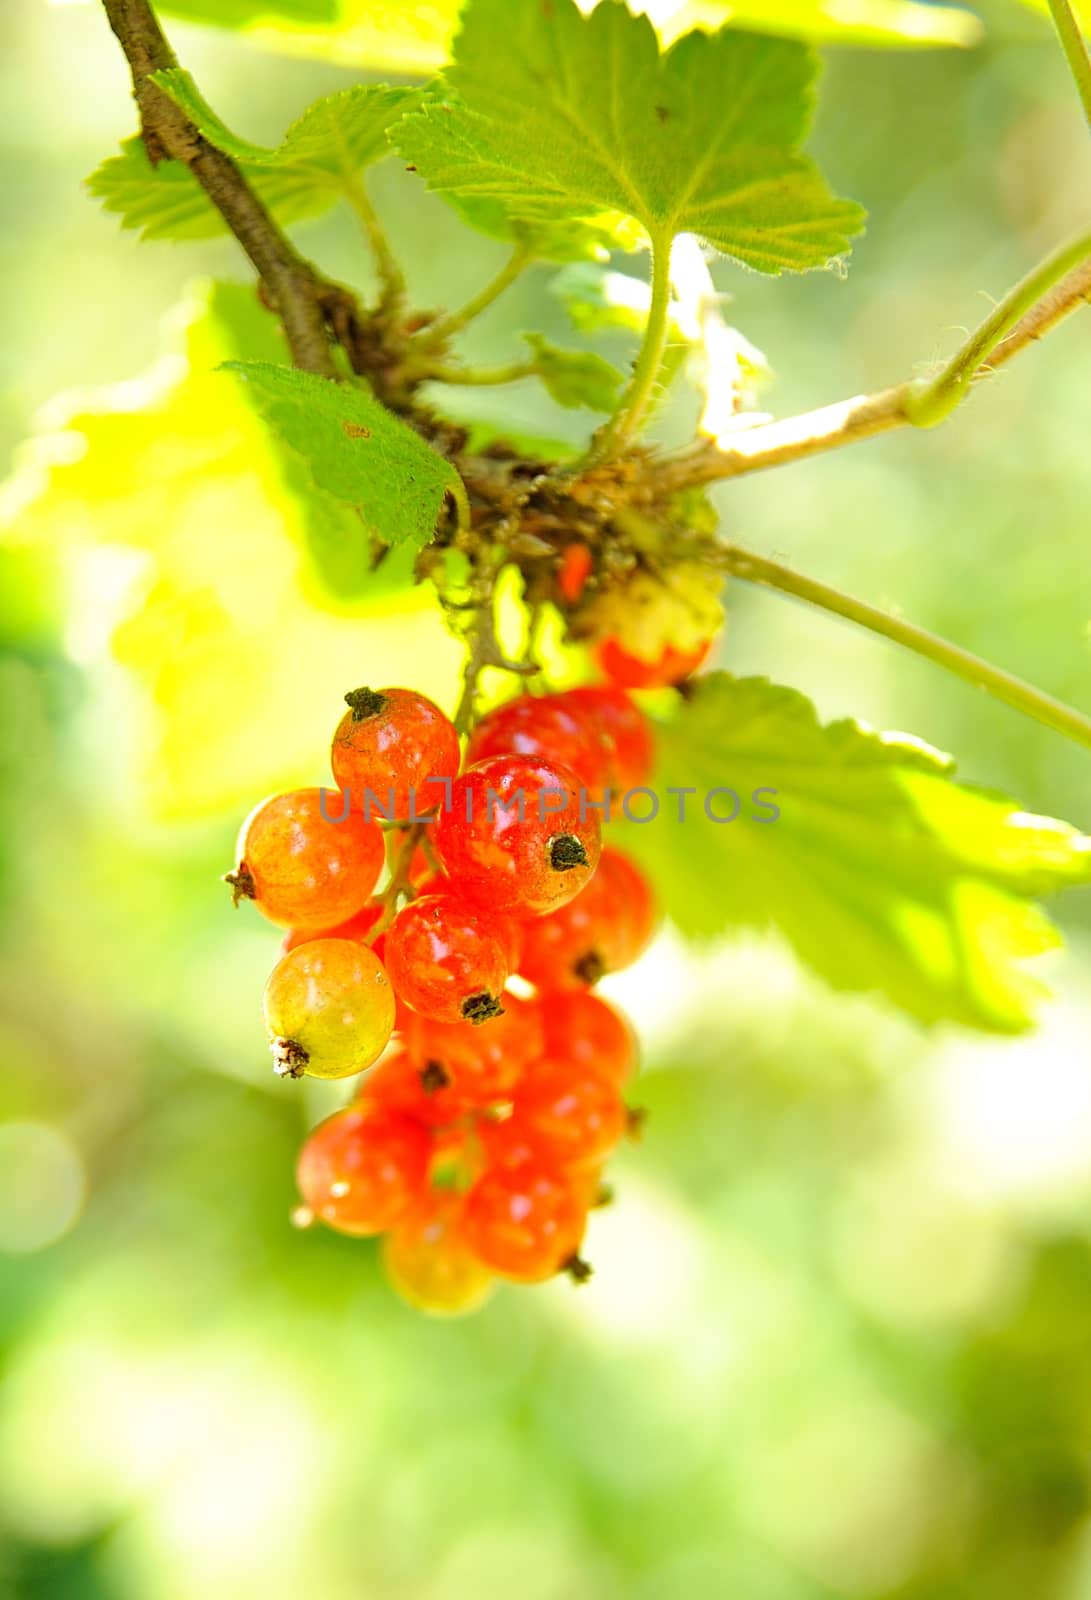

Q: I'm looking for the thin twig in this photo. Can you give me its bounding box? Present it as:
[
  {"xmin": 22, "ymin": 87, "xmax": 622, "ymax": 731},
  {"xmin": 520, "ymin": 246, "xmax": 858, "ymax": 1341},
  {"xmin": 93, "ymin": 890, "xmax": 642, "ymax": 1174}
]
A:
[
  {"xmin": 415, "ymin": 244, "xmax": 532, "ymax": 350},
  {"xmin": 341, "ymin": 170, "xmax": 407, "ymax": 317},
  {"xmin": 906, "ymin": 227, "xmax": 1091, "ymax": 424},
  {"xmin": 100, "ymin": 0, "xmax": 361, "ymax": 377},
  {"xmin": 659, "ymin": 241, "xmax": 1091, "ymax": 491},
  {"xmin": 1047, "ymin": 0, "xmax": 1091, "ymax": 131},
  {"xmin": 721, "ymin": 545, "xmax": 1091, "ymax": 753},
  {"xmin": 365, "ymin": 822, "xmax": 429, "ymax": 944},
  {"xmin": 426, "ymin": 361, "xmax": 538, "ymax": 387}
]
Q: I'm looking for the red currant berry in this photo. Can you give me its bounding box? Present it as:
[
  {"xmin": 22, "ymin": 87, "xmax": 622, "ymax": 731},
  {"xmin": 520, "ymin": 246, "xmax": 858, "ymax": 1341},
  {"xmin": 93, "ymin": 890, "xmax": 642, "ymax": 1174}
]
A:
[
  {"xmin": 358, "ymin": 1047, "xmax": 471, "ymax": 1127},
  {"xmin": 263, "ymin": 938, "xmax": 395, "ymax": 1079},
  {"xmin": 517, "ymin": 846, "xmax": 657, "ymax": 989},
  {"xmin": 397, "ymin": 993, "xmax": 545, "ymax": 1103},
  {"xmin": 384, "ymin": 893, "xmax": 510, "ymax": 1025},
  {"xmin": 562, "ymin": 685, "xmax": 655, "ymax": 790},
  {"xmin": 467, "ymin": 692, "xmax": 613, "ymax": 800},
  {"xmin": 228, "ymin": 788, "xmax": 384, "ymax": 929},
  {"xmin": 596, "ymin": 635, "xmax": 713, "ymax": 689},
  {"xmin": 462, "ymin": 1161, "xmax": 588, "ymax": 1281},
  {"xmin": 556, "ymin": 540, "xmax": 593, "ymax": 605},
  {"xmin": 435, "ymin": 756, "xmax": 601, "ymax": 917},
  {"xmin": 330, "ymin": 687, "xmax": 460, "ymax": 821},
  {"xmin": 382, "ymin": 1194, "xmax": 494, "ymax": 1316},
  {"xmin": 538, "ymin": 991, "xmax": 637, "ymax": 1084},
  {"xmin": 297, "ymin": 1103, "xmax": 429, "ymax": 1236},
  {"xmin": 503, "ymin": 1060, "xmax": 627, "ymax": 1170},
  {"xmin": 281, "ymin": 900, "xmax": 382, "ymax": 954}
]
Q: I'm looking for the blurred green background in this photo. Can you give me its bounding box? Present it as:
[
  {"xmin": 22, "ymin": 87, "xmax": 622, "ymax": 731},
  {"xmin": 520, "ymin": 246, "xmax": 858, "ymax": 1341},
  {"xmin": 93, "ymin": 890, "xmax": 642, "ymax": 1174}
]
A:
[{"xmin": 2, "ymin": 2, "xmax": 1091, "ymax": 1597}]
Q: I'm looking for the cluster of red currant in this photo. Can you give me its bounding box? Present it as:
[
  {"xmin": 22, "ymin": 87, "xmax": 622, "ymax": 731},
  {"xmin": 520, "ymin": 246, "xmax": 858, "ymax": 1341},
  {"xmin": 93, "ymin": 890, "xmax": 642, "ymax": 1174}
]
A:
[{"xmin": 226, "ymin": 672, "xmax": 664, "ymax": 1312}]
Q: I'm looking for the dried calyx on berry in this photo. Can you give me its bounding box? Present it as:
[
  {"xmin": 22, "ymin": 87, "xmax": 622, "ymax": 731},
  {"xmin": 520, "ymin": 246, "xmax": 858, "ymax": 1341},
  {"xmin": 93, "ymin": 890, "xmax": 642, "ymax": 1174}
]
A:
[
  {"xmin": 549, "ymin": 833, "xmax": 589, "ymax": 871},
  {"xmin": 343, "ymin": 686, "xmax": 388, "ymax": 722}
]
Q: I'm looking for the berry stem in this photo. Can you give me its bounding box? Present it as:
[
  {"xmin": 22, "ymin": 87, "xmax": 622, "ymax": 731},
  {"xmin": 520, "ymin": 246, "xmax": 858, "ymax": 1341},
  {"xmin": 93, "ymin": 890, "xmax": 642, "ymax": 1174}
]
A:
[
  {"xmin": 366, "ymin": 820, "xmax": 430, "ymax": 944},
  {"xmin": 426, "ymin": 360, "xmax": 538, "ymax": 387},
  {"xmin": 414, "ymin": 243, "xmax": 532, "ymax": 350},
  {"xmin": 587, "ymin": 227, "xmax": 673, "ymax": 464},
  {"xmin": 451, "ymin": 547, "xmax": 539, "ymax": 735},
  {"xmin": 340, "ymin": 167, "xmax": 408, "ymax": 316},
  {"xmin": 1046, "ymin": 0, "xmax": 1091, "ymax": 131},
  {"xmin": 721, "ymin": 545, "xmax": 1091, "ymax": 752}
]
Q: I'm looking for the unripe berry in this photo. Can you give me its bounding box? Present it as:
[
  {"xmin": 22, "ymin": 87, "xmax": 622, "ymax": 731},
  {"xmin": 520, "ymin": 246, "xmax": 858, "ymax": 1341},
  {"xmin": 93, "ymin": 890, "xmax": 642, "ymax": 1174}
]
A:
[
  {"xmin": 383, "ymin": 1195, "xmax": 495, "ymax": 1316},
  {"xmin": 264, "ymin": 938, "xmax": 395, "ymax": 1079}
]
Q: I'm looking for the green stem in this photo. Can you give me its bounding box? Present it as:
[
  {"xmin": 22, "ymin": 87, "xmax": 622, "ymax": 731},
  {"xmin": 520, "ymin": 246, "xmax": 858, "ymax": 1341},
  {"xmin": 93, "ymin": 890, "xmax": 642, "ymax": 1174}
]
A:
[
  {"xmin": 427, "ymin": 360, "xmax": 537, "ymax": 387},
  {"xmin": 342, "ymin": 171, "xmax": 407, "ymax": 313},
  {"xmin": 723, "ymin": 546, "xmax": 1091, "ymax": 753},
  {"xmin": 417, "ymin": 244, "xmax": 531, "ymax": 348},
  {"xmin": 907, "ymin": 227, "xmax": 1091, "ymax": 426},
  {"xmin": 589, "ymin": 231, "xmax": 673, "ymax": 463},
  {"xmin": 447, "ymin": 475, "xmax": 472, "ymax": 535},
  {"xmin": 1047, "ymin": 0, "xmax": 1091, "ymax": 131}
]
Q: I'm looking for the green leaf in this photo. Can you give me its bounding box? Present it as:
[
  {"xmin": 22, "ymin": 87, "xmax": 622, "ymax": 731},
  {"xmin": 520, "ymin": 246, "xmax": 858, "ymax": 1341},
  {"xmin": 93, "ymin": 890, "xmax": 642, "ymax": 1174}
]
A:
[
  {"xmin": 87, "ymin": 83, "xmax": 414, "ymax": 242},
  {"xmin": 223, "ymin": 362, "xmax": 464, "ymax": 551},
  {"xmin": 523, "ymin": 334, "xmax": 625, "ymax": 412},
  {"xmin": 620, "ymin": 673, "xmax": 1091, "ymax": 1032},
  {"xmin": 86, "ymin": 137, "xmax": 333, "ymax": 242},
  {"xmin": 664, "ymin": 0, "xmax": 983, "ymax": 49},
  {"xmin": 160, "ymin": 0, "xmax": 338, "ymax": 25},
  {"xmin": 156, "ymin": 0, "xmax": 980, "ymax": 73},
  {"xmin": 1, "ymin": 281, "xmax": 460, "ymax": 819},
  {"xmin": 395, "ymin": 0, "xmax": 865, "ymax": 274},
  {"xmin": 150, "ymin": 71, "xmax": 416, "ymax": 176},
  {"xmin": 158, "ymin": 0, "xmax": 461, "ymax": 73}
]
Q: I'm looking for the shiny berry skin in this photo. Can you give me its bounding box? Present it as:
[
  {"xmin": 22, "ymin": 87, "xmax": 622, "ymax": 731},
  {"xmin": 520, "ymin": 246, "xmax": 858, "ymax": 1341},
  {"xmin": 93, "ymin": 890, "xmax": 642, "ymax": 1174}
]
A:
[
  {"xmin": 517, "ymin": 846, "xmax": 657, "ymax": 989},
  {"xmin": 358, "ymin": 1047, "xmax": 471, "ymax": 1127},
  {"xmin": 504, "ymin": 1060, "xmax": 627, "ymax": 1169},
  {"xmin": 384, "ymin": 894, "xmax": 510, "ymax": 1025},
  {"xmin": 281, "ymin": 900, "xmax": 382, "ymax": 954},
  {"xmin": 562, "ymin": 685, "xmax": 655, "ymax": 790},
  {"xmin": 229, "ymin": 788, "xmax": 384, "ymax": 929},
  {"xmin": 435, "ymin": 756, "xmax": 601, "ymax": 917},
  {"xmin": 330, "ymin": 686, "xmax": 460, "ymax": 821},
  {"xmin": 596, "ymin": 635, "xmax": 712, "ymax": 689},
  {"xmin": 397, "ymin": 994, "xmax": 545, "ymax": 1102},
  {"xmin": 467, "ymin": 692, "xmax": 612, "ymax": 800},
  {"xmin": 296, "ymin": 1103, "xmax": 429, "ymax": 1236},
  {"xmin": 462, "ymin": 1161, "xmax": 587, "ymax": 1281},
  {"xmin": 263, "ymin": 938, "xmax": 395, "ymax": 1079},
  {"xmin": 382, "ymin": 1195, "xmax": 494, "ymax": 1316},
  {"xmin": 538, "ymin": 991, "xmax": 637, "ymax": 1084}
]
